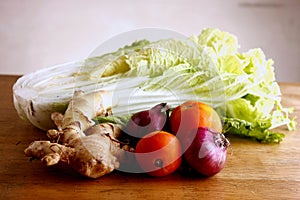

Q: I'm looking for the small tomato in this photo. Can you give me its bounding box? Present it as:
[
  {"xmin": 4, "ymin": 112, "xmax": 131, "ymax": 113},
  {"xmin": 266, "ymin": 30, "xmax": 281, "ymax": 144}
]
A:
[{"xmin": 135, "ymin": 131, "xmax": 182, "ymax": 177}]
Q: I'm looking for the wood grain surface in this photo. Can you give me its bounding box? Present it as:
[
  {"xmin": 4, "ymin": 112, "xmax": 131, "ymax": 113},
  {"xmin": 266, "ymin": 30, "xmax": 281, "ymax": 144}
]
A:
[{"xmin": 0, "ymin": 75, "xmax": 299, "ymax": 200}]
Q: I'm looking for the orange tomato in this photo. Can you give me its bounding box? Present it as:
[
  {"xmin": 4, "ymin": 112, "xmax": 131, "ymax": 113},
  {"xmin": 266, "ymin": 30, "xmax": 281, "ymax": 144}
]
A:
[
  {"xmin": 170, "ymin": 100, "xmax": 222, "ymax": 137},
  {"xmin": 135, "ymin": 131, "xmax": 182, "ymax": 177}
]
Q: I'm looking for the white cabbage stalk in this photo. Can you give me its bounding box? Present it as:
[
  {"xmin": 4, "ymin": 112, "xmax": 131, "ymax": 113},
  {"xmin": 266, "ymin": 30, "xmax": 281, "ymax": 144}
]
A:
[
  {"xmin": 12, "ymin": 55, "xmax": 192, "ymax": 130},
  {"xmin": 13, "ymin": 62, "xmax": 126, "ymax": 130},
  {"xmin": 13, "ymin": 60, "xmax": 96, "ymax": 130}
]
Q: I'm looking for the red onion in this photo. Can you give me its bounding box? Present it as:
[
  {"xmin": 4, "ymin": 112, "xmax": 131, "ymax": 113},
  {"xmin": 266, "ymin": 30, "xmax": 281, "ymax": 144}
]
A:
[
  {"xmin": 183, "ymin": 127, "xmax": 230, "ymax": 176},
  {"xmin": 124, "ymin": 103, "xmax": 170, "ymax": 145}
]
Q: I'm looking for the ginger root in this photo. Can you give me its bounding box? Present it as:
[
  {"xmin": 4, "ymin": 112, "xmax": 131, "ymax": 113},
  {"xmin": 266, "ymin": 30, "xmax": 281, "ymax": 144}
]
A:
[{"xmin": 24, "ymin": 90, "xmax": 133, "ymax": 178}]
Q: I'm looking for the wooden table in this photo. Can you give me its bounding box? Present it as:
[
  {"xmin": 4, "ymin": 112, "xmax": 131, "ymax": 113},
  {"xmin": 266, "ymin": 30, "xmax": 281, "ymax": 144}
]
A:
[{"xmin": 1, "ymin": 75, "xmax": 300, "ymax": 199}]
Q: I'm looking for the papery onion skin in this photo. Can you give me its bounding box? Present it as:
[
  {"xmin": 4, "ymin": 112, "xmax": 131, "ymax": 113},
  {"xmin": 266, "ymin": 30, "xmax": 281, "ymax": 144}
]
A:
[
  {"xmin": 124, "ymin": 103, "xmax": 169, "ymax": 145},
  {"xmin": 183, "ymin": 127, "xmax": 230, "ymax": 176}
]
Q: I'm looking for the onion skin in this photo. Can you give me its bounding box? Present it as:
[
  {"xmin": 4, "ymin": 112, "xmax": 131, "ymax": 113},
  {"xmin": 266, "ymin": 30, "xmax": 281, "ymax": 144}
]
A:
[
  {"xmin": 183, "ymin": 127, "xmax": 230, "ymax": 176},
  {"xmin": 124, "ymin": 103, "xmax": 169, "ymax": 145}
]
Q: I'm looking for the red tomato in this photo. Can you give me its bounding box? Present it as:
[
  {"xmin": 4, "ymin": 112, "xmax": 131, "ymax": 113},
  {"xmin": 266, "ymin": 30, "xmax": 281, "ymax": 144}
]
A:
[
  {"xmin": 170, "ymin": 100, "xmax": 222, "ymax": 139},
  {"xmin": 135, "ymin": 131, "xmax": 182, "ymax": 177}
]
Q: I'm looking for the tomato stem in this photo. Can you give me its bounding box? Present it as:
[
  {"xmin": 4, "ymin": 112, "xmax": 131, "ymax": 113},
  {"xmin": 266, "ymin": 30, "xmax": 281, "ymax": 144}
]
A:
[{"xmin": 154, "ymin": 159, "xmax": 164, "ymax": 168}]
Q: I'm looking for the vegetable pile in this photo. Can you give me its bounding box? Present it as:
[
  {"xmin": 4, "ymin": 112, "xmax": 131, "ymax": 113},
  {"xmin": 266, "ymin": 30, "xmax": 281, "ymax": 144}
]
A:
[
  {"xmin": 15, "ymin": 28, "xmax": 297, "ymax": 178},
  {"xmin": 25, "ymin": 93, "xmax": 229, "ymax": 178}
]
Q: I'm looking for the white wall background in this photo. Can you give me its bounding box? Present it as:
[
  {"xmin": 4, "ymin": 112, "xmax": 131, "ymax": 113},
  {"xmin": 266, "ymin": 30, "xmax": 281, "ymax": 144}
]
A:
[{"xmin": 0, "ymin": 0, "xmax": 299, "ymax": 82}]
